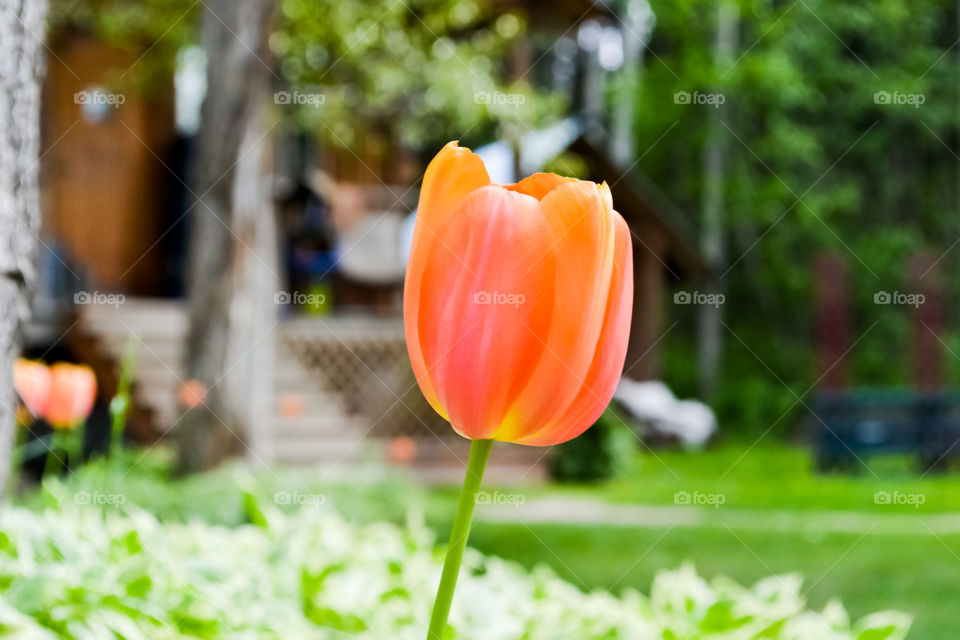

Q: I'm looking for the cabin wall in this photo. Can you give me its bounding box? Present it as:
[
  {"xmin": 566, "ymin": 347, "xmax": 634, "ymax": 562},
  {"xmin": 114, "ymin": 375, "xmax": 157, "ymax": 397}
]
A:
[
  {"xmin": 625, "ymin": 225, "xmax": 668, "ymax": 380},
  {"xmin": 41, "ymin": 36, "xmax": 176, "ymax": 295}
]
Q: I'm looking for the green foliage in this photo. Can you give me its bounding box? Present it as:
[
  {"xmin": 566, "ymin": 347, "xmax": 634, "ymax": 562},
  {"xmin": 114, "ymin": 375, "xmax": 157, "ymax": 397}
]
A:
[
  {"xmin": 635, "ymin": 0, "xmax": 960, "ymax": 433},
  {"xmin": 16, "ymin": 448, "xmax": 424, "ymax": 527},
  {"xmin": 275, "ymin": 0, "xmax": 562, "ymax": 153},
  {"xmin": 49, "ymin": 0, "xmax": 200, "ymax": 93},
  {"xmin": 0, "ymin": 475, "xmax": 911, "ymax": 639},
  {"xmin": 51, "ymin": 0, "xmax": 560, "ymax": 153},
  {"xmin": 548, "ymin": 408, "xmax": 637, "ymax": 482}
]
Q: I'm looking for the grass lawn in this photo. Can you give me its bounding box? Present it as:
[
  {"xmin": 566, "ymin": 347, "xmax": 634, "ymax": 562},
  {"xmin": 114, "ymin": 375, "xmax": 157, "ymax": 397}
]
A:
[
  {"xmin": 425, "ymin": 441, "xmax": 960, "ymax": 639},
  {"xmin": 527, "ymin": 442, "xmax": 960, "ymax": 512}
]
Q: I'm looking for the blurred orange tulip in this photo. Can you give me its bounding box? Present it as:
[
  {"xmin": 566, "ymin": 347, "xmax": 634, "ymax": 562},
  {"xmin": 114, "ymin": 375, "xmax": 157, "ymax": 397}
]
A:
[
  {"xmin": 404, "ymin": 142, "xmax": 633, "ymax": 446},
  {"xmin": 387, "ymin": 435, "xmax": 418, "ymax": 464},
  {"xmin": 13, "ymin": 359, "xmax": 52, "ymax": 418},
  {"xmin": 45, "ymin": 363, "xmax": 97, "ymax": 429},
  {"xmin": 178, "ymin": 379, "xmax": 207, "ymax": 409}
]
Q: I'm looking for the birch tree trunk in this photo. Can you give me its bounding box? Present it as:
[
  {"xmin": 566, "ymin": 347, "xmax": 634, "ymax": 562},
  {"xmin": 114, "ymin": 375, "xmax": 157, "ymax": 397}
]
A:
[
  {"xmin": 178, "ymin": 0, "xmax": 276, "ymax": 472},
  {"xmin": 0, "ymin": 0, "xmax": 49, "ymax": 495}
]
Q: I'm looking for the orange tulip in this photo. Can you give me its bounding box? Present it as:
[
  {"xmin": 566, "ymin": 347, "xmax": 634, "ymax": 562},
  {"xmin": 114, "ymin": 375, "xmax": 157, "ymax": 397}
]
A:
[
  {"xmin": 387, "ymin": 435, "xmax": 418, "ymax": 464},
  {"xmin": 404, "ymin": 141, "xmax": 633, "ymax": 447},
  {"xmin": 13, "ymin": 359, "xmax": 52, "ymax": 418},
  {"xmin": 45, "ymin": 363, "xmax": 97, "ymax": 429},
  {"xmin": 178, "ymin": 379, "xmax": 208, "ymax": 409}
]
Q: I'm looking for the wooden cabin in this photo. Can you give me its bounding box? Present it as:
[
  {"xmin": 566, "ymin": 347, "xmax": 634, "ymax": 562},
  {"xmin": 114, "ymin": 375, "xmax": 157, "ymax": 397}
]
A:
[{"xmin": 31, "ymin": 0, "xmax": 703, "ymax": 480}]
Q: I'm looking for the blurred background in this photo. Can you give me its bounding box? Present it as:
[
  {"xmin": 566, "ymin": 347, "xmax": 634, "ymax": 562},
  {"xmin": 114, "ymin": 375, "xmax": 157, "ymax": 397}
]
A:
[{"xmin": 1, "ymin": 0, "xmax": 959, "ymax": 638}]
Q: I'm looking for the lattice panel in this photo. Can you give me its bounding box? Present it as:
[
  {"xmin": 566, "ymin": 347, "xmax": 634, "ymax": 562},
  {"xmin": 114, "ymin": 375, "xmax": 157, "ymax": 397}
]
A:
[{"xmin": 281, "ymin": 317, "xmax": 452, "ymax": 440}]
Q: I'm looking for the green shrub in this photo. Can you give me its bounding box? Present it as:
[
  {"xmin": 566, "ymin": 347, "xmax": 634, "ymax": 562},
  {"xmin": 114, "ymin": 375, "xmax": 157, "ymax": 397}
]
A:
[
  {"xmin": 0, "ymin": 481, "xmax": 911, "ymax": 639},
  {"xmin": 548, "ymin": 408, "xmax": 637, "ymax": 482}
]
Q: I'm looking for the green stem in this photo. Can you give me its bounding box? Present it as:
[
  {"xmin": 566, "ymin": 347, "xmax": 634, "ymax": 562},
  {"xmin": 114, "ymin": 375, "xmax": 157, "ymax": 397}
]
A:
[
  {"xmin": 42, "ymin": 432, "xmax": 63, "ymax": 478},
  {"xmin": 426, "ymin": 438, "xmax": 493, "ymax": 640},
  {"xmin": 71, "ymin": 422, "xmax": 85, "ymax": 469},
  {"xmin": 110, "ymin": 334, "xmax": 139, "ymax": 459}
]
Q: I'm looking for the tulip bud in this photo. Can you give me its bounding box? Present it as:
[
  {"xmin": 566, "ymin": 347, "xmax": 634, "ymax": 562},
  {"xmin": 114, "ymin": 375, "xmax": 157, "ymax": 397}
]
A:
[
  {"xmin": 46, "ymin": 363, "xmax": 97, "ymax": 429},
  {"xmin": 404, "ymin": 142, "xmax": 633, "ymax": 446}
]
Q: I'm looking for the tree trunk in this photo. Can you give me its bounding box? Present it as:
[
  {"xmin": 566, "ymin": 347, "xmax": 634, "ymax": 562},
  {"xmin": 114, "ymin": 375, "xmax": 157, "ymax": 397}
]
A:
[
  {"xmin": 610, "ymin": 0, "xmax": 654, "ymax": 166},
  {"xmin": 697, "ymin": 1, "xmax": 738, "ymax": 398},
  {"xmin": 178, "ymin": 0, "xmax": 276, "ymax": 472},
  {"xmin": 0, "ymin": 0, "xmax": 49, "ymax": 495}
]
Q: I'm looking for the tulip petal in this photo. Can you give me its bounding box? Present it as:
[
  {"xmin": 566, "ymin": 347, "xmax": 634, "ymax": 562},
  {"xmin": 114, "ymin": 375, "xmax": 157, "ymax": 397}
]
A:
[
  {"xmin": 516, "ymin": 210, "xmax": 633, "ymax": 445},
  {"xmin": 413, "ymin": 185, "xmax": 557, "ymax": 439},
  {"xmin": 415, "ymin": 141, "xmax": 491, "ymax": 232},
  {"xmin": 493, "ymin": 180, "xmax": 618, "ymax": 443},
  {"xmin": 405, "ymin": 142, "xmax": 491, "ymax": 417},
  {"xmin": 504, "ymin": 173, "xmax": 575, "ymax": 200},
  {"xmin": 13, "ymin": 359, "xmax": 51, "ymax": 418}
]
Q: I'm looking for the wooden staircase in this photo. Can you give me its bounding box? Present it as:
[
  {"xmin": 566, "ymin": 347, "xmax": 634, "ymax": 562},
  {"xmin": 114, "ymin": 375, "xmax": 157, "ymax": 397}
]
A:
[
  {"xmin": 75, "ymin": 298, "xmax": 547, "ymax": 482},
  {"xmin": 76, "ymin": 299, "xmax": 370, "ymax": 467}
]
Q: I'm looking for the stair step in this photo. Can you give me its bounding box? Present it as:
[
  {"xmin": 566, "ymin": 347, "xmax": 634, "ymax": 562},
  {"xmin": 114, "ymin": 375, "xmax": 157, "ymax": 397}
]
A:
[
  {"xmin": 271, "ymin": 414, "xmax": 365, "ymax": 436},
  {"xmin": 77, "ymin": 299, "xmax": 453, "ymax": 472},
  {"xmin": 132, "ymin": 367, "xmax": 183, "ymax": 391},
  {"xmin": 80, "ymin": 299, "xmax": 186, "ymax": 317},
  {"xmin": 272, "ymin": 437, "xmax": 371, "ymax": 465},
  {"xmin": 135, "ymin": 386, "xmax": 177, "ymax": 412}
]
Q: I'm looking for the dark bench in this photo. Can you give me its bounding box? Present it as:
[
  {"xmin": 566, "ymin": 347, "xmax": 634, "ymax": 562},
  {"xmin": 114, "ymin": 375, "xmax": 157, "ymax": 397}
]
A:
[{"xmin": 812, "ymin": 389, "xmax": 960, "ymax": 472}]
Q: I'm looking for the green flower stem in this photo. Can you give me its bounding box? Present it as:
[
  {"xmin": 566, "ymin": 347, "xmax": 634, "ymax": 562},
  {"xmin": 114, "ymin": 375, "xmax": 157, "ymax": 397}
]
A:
[
  {"xmin": 42, "ymin": 431, "xmax": 63, "ymax": 478},
  {"xmin": 427, "ymin": 438, "xmax": 493, "ymax": 640},
  {"xmin": 110, "ymin": 335, "xmax": 140, "ymax": 459},
  {"xmin": 70, "ymin": 422, "xmax": 85, "ymax": 468}
]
